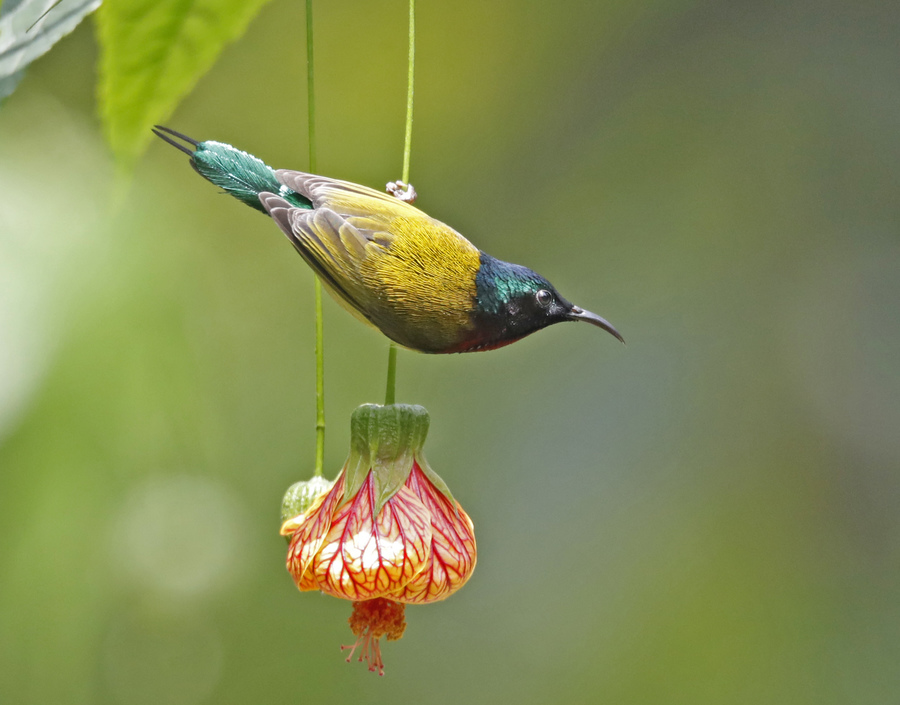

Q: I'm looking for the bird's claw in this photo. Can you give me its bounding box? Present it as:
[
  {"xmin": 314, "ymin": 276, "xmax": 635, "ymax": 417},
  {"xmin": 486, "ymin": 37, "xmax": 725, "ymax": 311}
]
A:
[{"xmin": 386, "ymin": 180, "xmax": 417, "ymax": 203}]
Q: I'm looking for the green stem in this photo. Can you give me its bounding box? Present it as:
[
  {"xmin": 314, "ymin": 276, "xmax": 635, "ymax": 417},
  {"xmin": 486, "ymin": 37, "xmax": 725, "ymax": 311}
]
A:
[
  {"xmin": 401, "ymin": 0, "xmax": 415, "ymax": 184},
  {"xmin": 314, "ymin": 278, "xmax": 324, "ymax": 475},
  {"xmin": 306, "ymin": 0, "xmax": 317, "ymax": 174},
  {"xmin": 385, "ymin": 0, "xmax": 415, "ymax": 407},
  {"xmin": 307, "ymin": 0, "xmax": 325, "ymax": 476},
  {"xmin": 384, "ymin": 343, "xmax": 398, "ymax": 406}
]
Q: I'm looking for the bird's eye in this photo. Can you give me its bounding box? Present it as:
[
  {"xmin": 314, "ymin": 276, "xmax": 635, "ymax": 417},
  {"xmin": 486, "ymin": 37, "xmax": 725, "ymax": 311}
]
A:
[{"xmin": 536, "ymin": 289, "xmax": 553, "ymax": 307}]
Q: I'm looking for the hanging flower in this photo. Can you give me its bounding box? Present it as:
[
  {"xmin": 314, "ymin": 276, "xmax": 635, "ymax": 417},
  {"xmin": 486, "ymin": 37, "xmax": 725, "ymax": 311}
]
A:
[{"xmin": 281, "ymin": 404, "xmax": 476, "ymax": 675}]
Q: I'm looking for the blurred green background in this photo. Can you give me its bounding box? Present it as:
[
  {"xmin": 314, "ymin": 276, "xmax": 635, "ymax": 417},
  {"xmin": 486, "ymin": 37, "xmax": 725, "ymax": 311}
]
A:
[{"xmin": 2, "ymin": 0, "xmax": 900, "ymax": 702}]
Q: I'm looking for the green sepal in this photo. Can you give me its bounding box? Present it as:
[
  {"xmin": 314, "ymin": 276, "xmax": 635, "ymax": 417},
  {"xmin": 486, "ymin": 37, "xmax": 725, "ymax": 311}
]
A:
[{"xmin": 344, "ymin": 404, "xmax": 431, "ymax": 514}]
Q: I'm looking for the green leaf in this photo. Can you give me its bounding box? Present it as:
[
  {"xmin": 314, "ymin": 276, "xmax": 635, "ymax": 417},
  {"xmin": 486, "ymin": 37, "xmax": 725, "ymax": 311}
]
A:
[
  {"xmin": 0, "ymin": 69, "xmax": 25, "ymax": 100},
  {"xmin": 0, "ymin": 0, "xmax": 101, "ymax": 103},
  {"xmin": 96, "ymin": 0, "xmax": 273, "ymax": 165}
]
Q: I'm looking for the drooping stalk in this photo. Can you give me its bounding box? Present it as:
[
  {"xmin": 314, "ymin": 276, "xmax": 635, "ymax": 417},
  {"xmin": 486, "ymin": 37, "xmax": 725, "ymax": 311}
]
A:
[
  {"xmin": 401, "ymin": 0, "xmax": 415, "ymax": 186},
  {"xmin": 307, "ymin": 0, "xmax": 325, "ymax": 476},
  {"xmin": 385, "ymin": 0, "xmax": 415, "ymax": 407},
  {"xmin": 384, "ymin": 343, "xmax": 398, "ymax": 406},
  {"xmin": 314, "ymin": 275, "xmax": 324, "ymax": 476},
  {"xmin": 306, "ymin": 0, "xmax": 317, "ymax": 174}
]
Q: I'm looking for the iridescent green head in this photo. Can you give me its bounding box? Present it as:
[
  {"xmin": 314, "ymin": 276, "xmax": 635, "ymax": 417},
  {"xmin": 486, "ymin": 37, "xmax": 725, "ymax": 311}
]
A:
[{"xmin": 467, "ymin": 254, "xmax": 623, "ymax": 352}]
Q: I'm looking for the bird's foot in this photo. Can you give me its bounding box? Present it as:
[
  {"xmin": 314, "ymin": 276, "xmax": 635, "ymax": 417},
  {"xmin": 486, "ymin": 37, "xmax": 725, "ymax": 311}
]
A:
[{"xmin": 386, "ymin": 180, "xmax": 417, "ymax": 203}]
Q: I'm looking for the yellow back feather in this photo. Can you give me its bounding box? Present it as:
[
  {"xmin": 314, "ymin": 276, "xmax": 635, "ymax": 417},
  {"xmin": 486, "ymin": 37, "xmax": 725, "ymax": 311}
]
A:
[{"xmin": 264, "ymin": 171, "xmax": 482, "ymax": 352}]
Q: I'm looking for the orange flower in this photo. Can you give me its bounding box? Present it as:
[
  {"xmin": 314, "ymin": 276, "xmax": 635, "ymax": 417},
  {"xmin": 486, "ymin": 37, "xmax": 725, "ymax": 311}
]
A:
[{"xmin": 281, "ymin": 404, "xmax": 476, "ymax": 674}]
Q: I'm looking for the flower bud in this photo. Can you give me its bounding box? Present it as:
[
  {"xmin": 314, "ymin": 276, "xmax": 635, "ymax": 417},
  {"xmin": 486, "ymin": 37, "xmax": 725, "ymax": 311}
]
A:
[{"xmin": 280, "ymin": 476, "xmax": 333, "ymax": 527}]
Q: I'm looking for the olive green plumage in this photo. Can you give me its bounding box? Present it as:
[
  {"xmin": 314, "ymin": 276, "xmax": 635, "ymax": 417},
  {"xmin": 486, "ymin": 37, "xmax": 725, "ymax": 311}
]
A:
[{"xmin": 153, "ymin": 126, "xmax": 623, "ymax": 353}]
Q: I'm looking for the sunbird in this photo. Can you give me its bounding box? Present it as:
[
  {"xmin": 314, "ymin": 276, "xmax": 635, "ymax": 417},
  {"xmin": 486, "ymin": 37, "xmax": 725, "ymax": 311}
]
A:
[{"xmin": 153, "ymin": 126, "xmax": 623, "ymax": 353}]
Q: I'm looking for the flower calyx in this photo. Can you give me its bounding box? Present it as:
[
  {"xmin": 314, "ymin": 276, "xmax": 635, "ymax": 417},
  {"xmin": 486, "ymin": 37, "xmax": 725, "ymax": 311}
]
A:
[{"xmin": 344, "ymin": 404, "xmax": 453, "ymax": 514}]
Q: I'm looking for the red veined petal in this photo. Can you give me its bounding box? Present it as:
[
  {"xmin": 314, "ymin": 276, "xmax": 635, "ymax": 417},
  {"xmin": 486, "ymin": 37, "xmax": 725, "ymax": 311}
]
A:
[
  {"xmin": 286, "ymin": 473, "xmax": 346, "ymax": 590},
  {"xmin": 390, "ymin": 463, "xmax": 477, "ymax": 604},
  {"xmin": 308, "ymin": 472, "xmax": 433, "ymax": 600}
]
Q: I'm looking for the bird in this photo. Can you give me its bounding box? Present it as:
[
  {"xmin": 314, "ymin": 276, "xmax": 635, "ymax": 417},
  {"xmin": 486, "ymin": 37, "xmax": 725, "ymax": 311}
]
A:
[{"xmin": 153, "ymin": 126, "xmax": 623, "ymax": 353}]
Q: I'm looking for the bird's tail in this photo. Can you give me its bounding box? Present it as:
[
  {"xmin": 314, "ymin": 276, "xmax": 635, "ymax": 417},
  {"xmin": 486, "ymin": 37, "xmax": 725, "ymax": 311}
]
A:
[{"xmin": 152, "ymin": 126, "xmax": 312, "ymax": 213}]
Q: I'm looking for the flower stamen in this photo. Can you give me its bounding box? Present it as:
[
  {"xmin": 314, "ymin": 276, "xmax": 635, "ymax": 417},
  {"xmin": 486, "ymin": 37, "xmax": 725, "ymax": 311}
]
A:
[{"xmin": 341, "ymin": 598, "xmax": 406, "ymax": 676}]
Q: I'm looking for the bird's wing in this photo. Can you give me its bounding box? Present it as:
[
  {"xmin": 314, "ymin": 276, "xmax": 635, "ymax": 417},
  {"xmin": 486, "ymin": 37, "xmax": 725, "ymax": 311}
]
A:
[
  {"xmin": 275, "ymin": 169, "xmax": 424, "ymax": 220},
  {"xmin": 259, "ymin": 192, "xmax": 379, "ymax": 326},
  {"xmin": 262, "ymin": 171, "xmax": 482, "ymax": 350}
]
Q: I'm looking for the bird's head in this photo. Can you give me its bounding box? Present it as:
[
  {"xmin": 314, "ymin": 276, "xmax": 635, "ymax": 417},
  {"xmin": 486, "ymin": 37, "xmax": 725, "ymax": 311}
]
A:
[{"xmin": 465, "ymin": 255, "xmax": 624, "ymax": 352}]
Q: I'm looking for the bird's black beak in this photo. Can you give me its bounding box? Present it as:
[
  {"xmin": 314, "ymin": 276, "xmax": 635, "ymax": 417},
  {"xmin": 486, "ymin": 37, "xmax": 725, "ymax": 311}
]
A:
[{"xmin": 566, "ymin": 306, "xmax": 625, "ymax": 344}]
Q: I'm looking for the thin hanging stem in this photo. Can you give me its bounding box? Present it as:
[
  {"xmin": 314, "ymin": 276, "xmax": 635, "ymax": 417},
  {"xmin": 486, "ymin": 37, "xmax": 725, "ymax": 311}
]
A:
[
  {"xmin": 307, "ymin": 0, "xmax": 325, "ymax": 476},
  {"xmin": 306, "ymin": 0, "xmax": 317, "ymax": 173},
  {"xmin": 401, "ymin": 0, "xmax": 415, "ymax": 185},
  {"xmin": 384, "ymin": 344, "xmax": 398, "ymax": 406},
  {"xmin": 385, "ymin": 0, "xmax": 415, "ymax": 406},
  {"xmin": 314, "ymin": 280, "xmax": 324, "ymax": 475}
]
